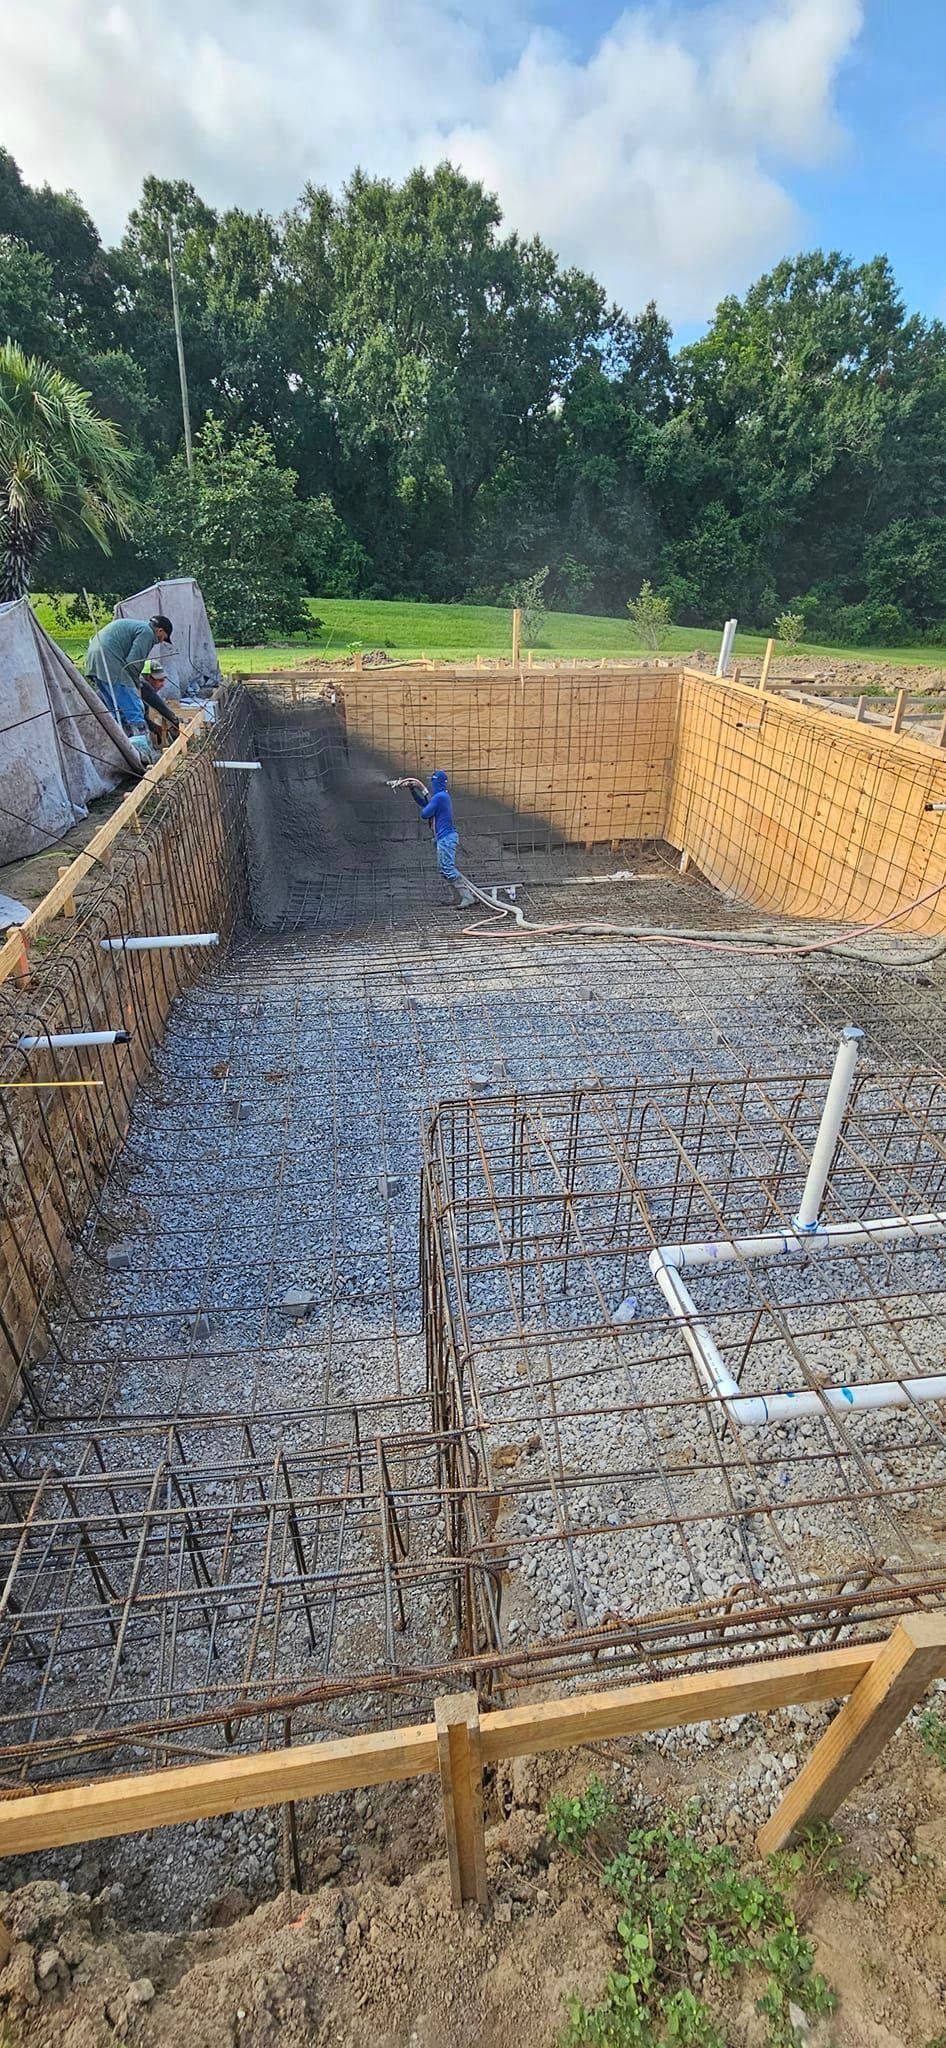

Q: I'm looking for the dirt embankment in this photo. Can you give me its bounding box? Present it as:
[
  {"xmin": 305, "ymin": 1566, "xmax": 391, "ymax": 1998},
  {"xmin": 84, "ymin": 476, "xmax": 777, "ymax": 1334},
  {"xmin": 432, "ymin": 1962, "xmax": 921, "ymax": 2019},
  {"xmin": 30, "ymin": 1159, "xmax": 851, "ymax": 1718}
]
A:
[
  {"xmin": 688, "ymin": 651, "xmax": 946, "ymax": 694},
  {"xmin": 2, "ymin": 1723, "xmax": 945, "ymax": 2048}
]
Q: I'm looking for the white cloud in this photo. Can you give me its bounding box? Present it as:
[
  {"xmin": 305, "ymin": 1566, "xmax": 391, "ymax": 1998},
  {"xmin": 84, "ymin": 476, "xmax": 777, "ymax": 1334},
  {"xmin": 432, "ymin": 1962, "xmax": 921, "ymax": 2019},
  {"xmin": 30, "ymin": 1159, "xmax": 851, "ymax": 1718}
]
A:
[{"xmin": 0, "ymin": 0, "xmax": 862, "ymax": 321}]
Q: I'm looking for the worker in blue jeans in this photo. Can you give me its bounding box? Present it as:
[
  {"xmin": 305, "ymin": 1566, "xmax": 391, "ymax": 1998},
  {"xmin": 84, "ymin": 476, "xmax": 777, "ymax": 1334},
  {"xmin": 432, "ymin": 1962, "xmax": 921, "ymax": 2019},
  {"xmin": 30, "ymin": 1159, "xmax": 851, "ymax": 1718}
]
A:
[{"xmin": 406, "ymin": 771, "xmax": 475, "ymax": 906}]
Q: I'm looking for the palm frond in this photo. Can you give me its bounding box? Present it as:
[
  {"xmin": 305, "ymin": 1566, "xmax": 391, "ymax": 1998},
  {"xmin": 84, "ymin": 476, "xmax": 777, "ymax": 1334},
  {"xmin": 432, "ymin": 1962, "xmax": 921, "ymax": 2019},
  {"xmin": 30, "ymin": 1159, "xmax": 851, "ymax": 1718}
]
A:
[{"xmin": 0, "ymin": 339, "xmax": 137, "ymax": 583}]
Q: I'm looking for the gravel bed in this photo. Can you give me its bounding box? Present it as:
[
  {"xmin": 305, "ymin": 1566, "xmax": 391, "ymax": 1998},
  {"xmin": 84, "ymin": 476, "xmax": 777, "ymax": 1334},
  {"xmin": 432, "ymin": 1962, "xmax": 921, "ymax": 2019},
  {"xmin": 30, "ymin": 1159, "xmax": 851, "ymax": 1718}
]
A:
[{"xmin": 3, "ymin": 899, "xmax": 945, "ymax": 1923}]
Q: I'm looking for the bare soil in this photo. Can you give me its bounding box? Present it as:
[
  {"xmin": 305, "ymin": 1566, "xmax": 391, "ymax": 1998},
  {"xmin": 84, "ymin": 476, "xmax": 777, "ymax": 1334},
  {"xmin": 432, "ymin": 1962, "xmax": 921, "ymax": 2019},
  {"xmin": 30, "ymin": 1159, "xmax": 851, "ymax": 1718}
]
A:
[{"xmin": 3, "ymin": 1728, "xmax": 945, "ymax": 2048}]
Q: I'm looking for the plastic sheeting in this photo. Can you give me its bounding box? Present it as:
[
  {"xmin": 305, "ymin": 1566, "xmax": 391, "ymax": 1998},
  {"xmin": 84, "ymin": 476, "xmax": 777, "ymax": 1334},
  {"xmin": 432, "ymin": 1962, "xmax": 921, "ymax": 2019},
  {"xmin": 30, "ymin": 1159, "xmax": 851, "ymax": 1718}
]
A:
[
  {"xmin": 114, "ymin": 578, "xmax": 220, "ymax": 695},
  {"xmin": 0, "ymin": 599, "xmax": 141, "ymax": 865}
]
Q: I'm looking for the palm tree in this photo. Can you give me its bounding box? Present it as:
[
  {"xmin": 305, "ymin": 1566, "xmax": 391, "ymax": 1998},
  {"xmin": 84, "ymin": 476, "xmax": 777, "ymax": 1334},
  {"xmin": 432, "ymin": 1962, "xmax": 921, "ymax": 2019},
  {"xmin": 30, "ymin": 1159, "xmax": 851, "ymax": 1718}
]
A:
[{"xmin": 0, "ymin": 339, "xmax": 137, "ymax": 603}]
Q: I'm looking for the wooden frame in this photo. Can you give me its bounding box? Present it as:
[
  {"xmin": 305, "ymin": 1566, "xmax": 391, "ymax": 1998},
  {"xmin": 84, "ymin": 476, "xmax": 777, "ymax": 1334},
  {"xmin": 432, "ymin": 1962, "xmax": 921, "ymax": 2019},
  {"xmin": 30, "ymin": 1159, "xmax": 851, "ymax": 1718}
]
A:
[
  {"xmin": 4, "ymin": 1626, "xmax": 944, "ymax": 1901},
  {"xmin": 0, "ymin": 710, "xmax": 205, "ymax": 990}
]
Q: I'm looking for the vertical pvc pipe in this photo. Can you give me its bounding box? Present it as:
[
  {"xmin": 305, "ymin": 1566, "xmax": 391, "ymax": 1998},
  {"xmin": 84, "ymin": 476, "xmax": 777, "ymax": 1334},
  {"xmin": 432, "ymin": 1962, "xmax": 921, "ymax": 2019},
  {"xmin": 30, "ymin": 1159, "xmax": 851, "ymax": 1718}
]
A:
[
  {"xmin": 793, "ymin": 1026, "xmax": 863, "ymax": 1231},
  {"xmin": 716, "ymin": 619, "xmax": 737, "ymax": 677}
]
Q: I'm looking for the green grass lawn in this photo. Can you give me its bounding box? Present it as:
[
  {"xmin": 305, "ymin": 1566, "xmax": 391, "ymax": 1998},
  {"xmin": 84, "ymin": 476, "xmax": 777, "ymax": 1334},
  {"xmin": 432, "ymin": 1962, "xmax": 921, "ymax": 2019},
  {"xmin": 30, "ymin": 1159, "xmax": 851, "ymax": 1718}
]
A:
[{"xmin": 30, "ymin": 594, "xmax": 946, "ymax": 674}]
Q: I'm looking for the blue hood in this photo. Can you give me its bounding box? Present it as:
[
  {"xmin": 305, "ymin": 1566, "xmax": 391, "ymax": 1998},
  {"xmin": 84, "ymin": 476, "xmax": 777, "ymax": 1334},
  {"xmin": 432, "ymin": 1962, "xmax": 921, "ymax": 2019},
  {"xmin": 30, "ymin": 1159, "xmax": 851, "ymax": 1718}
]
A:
[{"xmin": 430, "ymin": 770, "xmax": 448, "ymax": 793}]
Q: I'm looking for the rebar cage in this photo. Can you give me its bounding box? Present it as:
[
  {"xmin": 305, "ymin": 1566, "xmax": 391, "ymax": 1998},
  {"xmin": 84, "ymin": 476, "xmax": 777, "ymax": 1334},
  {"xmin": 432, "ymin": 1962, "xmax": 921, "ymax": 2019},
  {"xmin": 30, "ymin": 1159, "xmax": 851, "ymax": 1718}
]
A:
[{"xmin": 421, "ymin": 1069, "xmax": 946, "ymax": 1683}]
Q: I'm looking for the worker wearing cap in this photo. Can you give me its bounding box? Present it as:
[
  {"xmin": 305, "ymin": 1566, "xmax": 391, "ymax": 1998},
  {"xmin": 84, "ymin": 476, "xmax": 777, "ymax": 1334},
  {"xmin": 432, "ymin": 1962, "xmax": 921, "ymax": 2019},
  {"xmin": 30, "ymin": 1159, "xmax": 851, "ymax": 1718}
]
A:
[
  {"xmin": 85, "ymin": 614, "xmax": 180, "ymax": 741},
  {"xmin": 407, "ymin": 771, "xmax": 474, "ymax": 907}
]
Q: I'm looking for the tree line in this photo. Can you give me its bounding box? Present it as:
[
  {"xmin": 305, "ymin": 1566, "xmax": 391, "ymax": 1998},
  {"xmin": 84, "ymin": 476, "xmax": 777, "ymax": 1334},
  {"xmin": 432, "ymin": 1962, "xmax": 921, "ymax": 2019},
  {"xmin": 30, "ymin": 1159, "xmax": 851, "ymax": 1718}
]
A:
[{"xmin": 1, "ymin": 145, "xmax": 945, "ymax": 644}]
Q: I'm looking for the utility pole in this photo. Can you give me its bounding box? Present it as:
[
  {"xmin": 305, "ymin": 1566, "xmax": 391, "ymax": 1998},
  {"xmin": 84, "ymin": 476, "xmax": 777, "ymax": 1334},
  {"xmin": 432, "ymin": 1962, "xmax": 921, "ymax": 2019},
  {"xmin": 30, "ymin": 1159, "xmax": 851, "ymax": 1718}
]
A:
[{"xmin": 167, "ymin": 224, "xmax": 193, "ymax": 475}]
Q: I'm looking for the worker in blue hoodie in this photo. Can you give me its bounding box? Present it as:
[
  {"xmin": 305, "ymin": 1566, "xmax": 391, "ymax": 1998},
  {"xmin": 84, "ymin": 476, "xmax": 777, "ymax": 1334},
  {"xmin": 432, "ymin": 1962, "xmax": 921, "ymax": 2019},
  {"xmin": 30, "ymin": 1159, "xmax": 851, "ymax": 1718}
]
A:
[{"xmin": 406, "ymin": 771, "xmax": 475, "ymax": 907}]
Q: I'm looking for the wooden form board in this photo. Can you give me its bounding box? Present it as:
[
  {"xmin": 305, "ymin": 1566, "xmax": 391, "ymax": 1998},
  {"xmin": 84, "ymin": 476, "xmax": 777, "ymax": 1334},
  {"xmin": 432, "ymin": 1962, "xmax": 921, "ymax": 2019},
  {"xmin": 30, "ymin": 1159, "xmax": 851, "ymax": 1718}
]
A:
[
  {"xmin": 667, "ymin": 672, "xmax": 946, "ymax": 934},
  {"xmin": 338, "ymin": 671, "xmax": 681, "ymax": 848},
  {"xmin": 0, "ymin": 712, "xmax": 205, "ymax": 990},
  {"xmin": 0, "ymin": 1638, "xmax": 881, "ymax": 1854}
]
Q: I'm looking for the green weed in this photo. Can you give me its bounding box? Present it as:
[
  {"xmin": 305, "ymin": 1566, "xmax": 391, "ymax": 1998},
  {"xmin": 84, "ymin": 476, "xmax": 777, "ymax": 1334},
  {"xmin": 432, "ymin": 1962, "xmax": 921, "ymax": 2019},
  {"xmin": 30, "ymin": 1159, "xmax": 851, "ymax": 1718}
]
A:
[
  {"xmin": 548, "ymin": 1793, "xmax": 837, "ymax": 2048},
  {"xmin": 547, "ymin": 1779, "xmax": 617, "ymax": 1857},
  {"xmin": 918, "ymin": 1709, "xmax": 946, "ymax": 1770},
  {"xmin": 777, "ymin": 1820, "xmax": 870, "ymax": 1900}
]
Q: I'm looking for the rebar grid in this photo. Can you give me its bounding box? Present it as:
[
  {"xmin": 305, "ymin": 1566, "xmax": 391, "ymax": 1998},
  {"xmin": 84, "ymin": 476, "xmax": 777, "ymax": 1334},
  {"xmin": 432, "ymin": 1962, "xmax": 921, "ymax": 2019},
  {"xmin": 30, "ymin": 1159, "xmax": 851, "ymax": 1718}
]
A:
[
  {"xmin": 421, "ymin": 1070, "xmax": 946, "ymax": 1677},
  {"xmin": 668, "ymin": 677, "xmax": 946, "ymax": 933},
  {"xmin": 0, "ymin": 1412, "xmax": 464, "ymax": 1783},
  {"xmin": 0, "ymin": 692, "xmax": 255, "ymax": 1408}
]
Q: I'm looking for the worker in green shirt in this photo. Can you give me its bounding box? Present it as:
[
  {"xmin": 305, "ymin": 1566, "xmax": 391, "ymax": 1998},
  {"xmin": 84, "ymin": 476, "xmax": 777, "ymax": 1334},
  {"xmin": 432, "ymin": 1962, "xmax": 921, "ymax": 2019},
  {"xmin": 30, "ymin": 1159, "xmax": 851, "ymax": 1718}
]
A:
[{"xmin": 85, "ymin": 615, "xmax": 180, "ymax": 741}]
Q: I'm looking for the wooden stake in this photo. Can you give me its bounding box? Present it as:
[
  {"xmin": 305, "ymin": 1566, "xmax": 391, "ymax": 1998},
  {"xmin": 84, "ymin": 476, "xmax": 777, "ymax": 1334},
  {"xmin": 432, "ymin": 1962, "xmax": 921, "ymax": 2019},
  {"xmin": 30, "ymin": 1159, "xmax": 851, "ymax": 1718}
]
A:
[
  {"xmin": 435, "ymin": 1693, "xmax": 487, "ymax": 1909},
  {"xmin": 57, "ymin": 865, "xmax": 76, "ymax": 918},
  {"xmin": 12, "ymin": 934, "xmax": 29, "ymax": 987},
  {"xmin": 937, "ymin": 707, "xmax": 946, "ymax": 750},
  {"xmin": 758, "ymin": 638, "xmax": 775, "ymax": 691},
  {"xmin": 679, "ymin": 849, "xmax": 691, "ymax": 875},
  {"xmin": 891, "ymin": 688, "xmax": 907, "ymax": 735},
  {"xmin": 757, "ymin": 1614, "xmax": 946, "ymax": 1855},
  {"xmin": 855, "ymin": 696, "xmax": 867, "ymax": 722},
  {"xmin": 511, "ymin": 608, "xmax": 522, "ymax": 671}
]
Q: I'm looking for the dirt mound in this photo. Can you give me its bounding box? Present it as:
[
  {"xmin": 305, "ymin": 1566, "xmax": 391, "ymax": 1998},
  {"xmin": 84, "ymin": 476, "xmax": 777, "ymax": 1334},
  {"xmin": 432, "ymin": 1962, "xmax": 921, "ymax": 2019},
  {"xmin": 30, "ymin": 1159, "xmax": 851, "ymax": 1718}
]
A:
[
  {"xmin": 3, "ymin": 1730, "xmax": 945, "ymax": 2048},
  {"xmin": 690, "ymin": 651, "xmax": 946, "ymax": 692},
  {"xmin": 299, "ymin": 649, "xmax": 414, "ymax": 672}
]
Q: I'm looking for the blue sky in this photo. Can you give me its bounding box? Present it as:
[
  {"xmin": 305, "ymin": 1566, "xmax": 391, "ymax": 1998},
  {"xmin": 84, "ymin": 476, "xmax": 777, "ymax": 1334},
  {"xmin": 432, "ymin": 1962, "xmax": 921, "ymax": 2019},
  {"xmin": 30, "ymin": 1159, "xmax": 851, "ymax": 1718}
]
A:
[
  {"xmin": 1, "ymin": 0, "xmax": 942, "ymax": 333},
  {"xmin": 791, "ymin": 1, "xmax": 946, "ymax": 322},
  {"xmin": 534, "ymin": 0, "xmax": 946, "ymax": 327}
]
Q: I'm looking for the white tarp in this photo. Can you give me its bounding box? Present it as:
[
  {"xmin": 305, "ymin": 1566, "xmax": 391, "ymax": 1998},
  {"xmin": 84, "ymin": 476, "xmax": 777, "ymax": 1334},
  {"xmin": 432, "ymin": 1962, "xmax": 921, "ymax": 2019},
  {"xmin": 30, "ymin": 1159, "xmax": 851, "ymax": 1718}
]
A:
[
  {"xmin": 0, "ymin": 599, "xmax": 141, "ymax": 866},
  {"xmin": 114, "ymin": 578, "xmax": 220, "ymax": 695}
]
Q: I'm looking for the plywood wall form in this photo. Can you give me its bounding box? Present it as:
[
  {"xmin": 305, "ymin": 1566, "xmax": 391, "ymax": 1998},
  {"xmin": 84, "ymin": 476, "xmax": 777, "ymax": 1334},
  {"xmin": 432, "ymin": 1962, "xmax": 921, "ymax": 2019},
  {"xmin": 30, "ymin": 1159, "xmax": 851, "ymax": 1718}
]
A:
[
  {"xmin": 335, "ymin": 667, "xmax": 946, "ymax": 932},
  {"xmin": 0, "ymin": 747, "xmax": 243, "ymax": 1417},
  {"xmin": 668, "ymin": 672, "xmax": 946, "ymax": 934},
  {"xmin": 339, "ymin": 670, "xmax": 680, "ymax": 846}
]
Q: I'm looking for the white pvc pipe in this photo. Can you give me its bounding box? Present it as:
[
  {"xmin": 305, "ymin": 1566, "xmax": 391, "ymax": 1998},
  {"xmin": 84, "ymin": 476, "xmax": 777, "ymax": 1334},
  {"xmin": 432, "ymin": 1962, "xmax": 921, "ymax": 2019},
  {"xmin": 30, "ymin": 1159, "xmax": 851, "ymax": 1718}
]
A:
[
  {"xmin": 794, "ymin": 1025, "xmax": 863, "ymax": 1228},
  {"xmin": 649, "ymin": 1251, "xmax": 946, "ymax": 1425},
  {"xmin": 213, "ymin": 760, "xmax": 262, "ymax": 770},
  {"xmin": 641, "ymin": 1024, "xmax": 946, "ymax": 1426},
  {"xmin": 715, "ymin": 618, "xmax": 737, "ymax": 677},
  {"xmin": 100, "ymin": 934, "xmax": 219, "ymax": 952},
  {"xmin": 655, "ymin": 1210, "xmax": 946, "ymax": 1273},
  {"xmin": 17, "ymin": 1030, "xmax": 131, "ymax": 1051}
]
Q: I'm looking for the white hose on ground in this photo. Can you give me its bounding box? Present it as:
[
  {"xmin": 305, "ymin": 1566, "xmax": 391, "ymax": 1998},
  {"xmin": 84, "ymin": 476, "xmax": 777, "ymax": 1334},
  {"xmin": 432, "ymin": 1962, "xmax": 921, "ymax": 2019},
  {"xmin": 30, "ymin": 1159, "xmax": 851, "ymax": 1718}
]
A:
[{"xmin": 453, "ymin": 868, "xmax": 946, "ymax": 971}]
